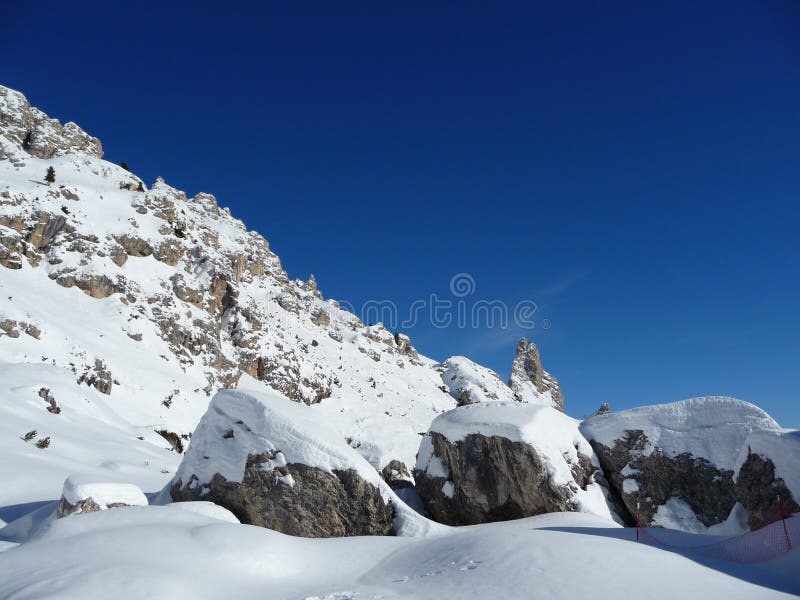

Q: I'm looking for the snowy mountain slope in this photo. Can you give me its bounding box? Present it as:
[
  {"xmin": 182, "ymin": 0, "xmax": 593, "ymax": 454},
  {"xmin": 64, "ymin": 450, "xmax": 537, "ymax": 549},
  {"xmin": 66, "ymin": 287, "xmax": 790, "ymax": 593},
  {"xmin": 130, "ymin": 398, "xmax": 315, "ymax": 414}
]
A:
[
  {"xmin": 439, "ymin": 355, "xmax": 516, "ymax": 405},
  {"xmin": 1, "ymin": 84, "xmax": 575, "ymax": 516},
  {"xmin": 0, "ymin": 84, "xmax": 474, "ymax": 509},
  {"xmin": 0, "ymin": 506, "xmax": 796, "ymax": 599}
]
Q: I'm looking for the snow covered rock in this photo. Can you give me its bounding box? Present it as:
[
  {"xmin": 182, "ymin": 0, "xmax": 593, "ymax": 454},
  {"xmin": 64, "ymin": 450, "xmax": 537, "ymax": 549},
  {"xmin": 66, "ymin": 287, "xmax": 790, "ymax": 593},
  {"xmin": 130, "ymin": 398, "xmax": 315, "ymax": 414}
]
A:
[
  {"xmin": 169, "ymin": 379, "xmax": 394, "ymax": 537},
  {"xmin": 0, "ymin": 85, "xmax": 102, "ymax": 159},
  {"xmin": 414, "ymin": 402, "xmax": 614, "ymax": 525},
  {"xmin": 508, "ymin": 338, "xmax": 564, "ymax": 410},
  {"xmin": 56, "ymin": 474, "xmax": 147, "ymax": 518},
  {"xmin": 439, "ymin": 355, "xmax": 515, "ymax": 405},
  {"xmin": 735, "ymin": 429, "xmax": 800, "ymax": 530},
  {"xmin": 580, "ymin": 396, "xmax": 793, "ymax": 531}
]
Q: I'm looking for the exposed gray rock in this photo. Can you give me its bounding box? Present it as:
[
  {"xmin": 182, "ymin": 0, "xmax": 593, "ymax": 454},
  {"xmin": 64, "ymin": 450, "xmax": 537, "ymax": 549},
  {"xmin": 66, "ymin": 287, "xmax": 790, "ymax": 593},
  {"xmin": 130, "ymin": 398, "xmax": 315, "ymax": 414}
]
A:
[
  {"xmin": 414, "ymin": 431, "xmax": 590, "ymax": 525},
  {"xmin": 0, "ymin": 85, "xmax": 103, "ymax": 159},
  {"xmin": 736, "ymin": 451, "xmax": 800, "ymax": 530},
  {"xmin": 114, "ymin": 234, "xmax": 153, "ymax": 257},
  {"xmin": 310, "ymin": 307, "xmax": 331, "ymax": 327},
  {"xmin": 172, "ymin": 455, "xmax": 393, "ymax": 537},
  {"xmin": 508, "ymin": 338, "xmax": 564, "ymax": 410},
  {"xmin": 77, "ymin": 359, "xmax": 114, "ymax": 395},
  {"xmin": 412, "ymin": 402, "xmax": 610, "ymax": 526},
  {"xmin": 381, "ymin": 460, "xmax": 414, "ymax": 490},
  {"xmin": 39, "ymin": 387, "xmax": 60, "ymax": 414},
  {"xmin": 26, "ymin": 213, "xmax": 67, "ymax": 250},
  {"xmin": 169, "ymin": 388, "xmax": 395, "ymax": 538},
  {"xmin": 581, "ymin": 398, "xmax": 795, "ymax": 531},
  {"xmin": 588, "ymin": 430, "xmax": 737, "ymax": 527}
]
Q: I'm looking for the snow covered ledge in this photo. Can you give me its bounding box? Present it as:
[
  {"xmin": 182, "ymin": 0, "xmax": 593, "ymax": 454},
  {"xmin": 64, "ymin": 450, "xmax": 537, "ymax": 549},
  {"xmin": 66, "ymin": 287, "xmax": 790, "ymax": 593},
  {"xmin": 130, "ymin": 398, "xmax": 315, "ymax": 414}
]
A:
[{"xmin": 57, "ymin": 474, "xmax": 148, "ymax": 518}]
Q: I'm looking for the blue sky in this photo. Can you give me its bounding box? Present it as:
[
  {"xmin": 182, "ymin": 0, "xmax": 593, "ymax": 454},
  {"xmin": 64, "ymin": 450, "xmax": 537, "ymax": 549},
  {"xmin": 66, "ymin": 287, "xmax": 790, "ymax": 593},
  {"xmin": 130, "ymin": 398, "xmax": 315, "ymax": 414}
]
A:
[{"xmin": 3, "ymin": 2, "xmax": 798, "ymax": 425}]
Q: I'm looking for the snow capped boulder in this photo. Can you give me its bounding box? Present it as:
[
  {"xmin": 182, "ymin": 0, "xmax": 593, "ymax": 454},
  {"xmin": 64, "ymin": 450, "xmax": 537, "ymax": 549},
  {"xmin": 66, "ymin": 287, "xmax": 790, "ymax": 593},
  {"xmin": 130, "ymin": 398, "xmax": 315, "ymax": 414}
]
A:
[
  {"xmin": 56, "ymin": 475, "xmax": 148, "ymax": 518},
  {"xmin": 169, "ymin": 378, "xmax": 394, "ymax": 537},
  {"xmin": 439, "ymin": 356, "xmax": 516, "ymax": 405},
  {"xmin": 580, "ymin": 396, "xmax": 793, "ymax": 531},
  {"xmin": 414, "ymin": 402, "xmax": 615, "ymax": 525},
  {"xmin": 508, "ymin": 338, "xmax": 564, "ymax": 410}
]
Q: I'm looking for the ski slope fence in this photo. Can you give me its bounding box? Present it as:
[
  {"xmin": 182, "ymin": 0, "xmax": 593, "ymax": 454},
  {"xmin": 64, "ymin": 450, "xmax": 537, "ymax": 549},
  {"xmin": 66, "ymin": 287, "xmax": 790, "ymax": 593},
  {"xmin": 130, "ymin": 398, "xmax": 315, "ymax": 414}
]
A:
[{"xmin": 638, "ymin": 514, "xmax": 799, "ymax": 564}]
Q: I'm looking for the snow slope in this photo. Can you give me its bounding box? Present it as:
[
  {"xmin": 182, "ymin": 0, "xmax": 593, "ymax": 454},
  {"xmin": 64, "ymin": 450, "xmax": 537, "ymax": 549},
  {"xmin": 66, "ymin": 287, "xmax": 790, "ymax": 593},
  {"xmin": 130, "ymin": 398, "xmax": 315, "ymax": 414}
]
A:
[{"xmin": 0, "ymin": 505, "xmax": 796, "ymax": 599}]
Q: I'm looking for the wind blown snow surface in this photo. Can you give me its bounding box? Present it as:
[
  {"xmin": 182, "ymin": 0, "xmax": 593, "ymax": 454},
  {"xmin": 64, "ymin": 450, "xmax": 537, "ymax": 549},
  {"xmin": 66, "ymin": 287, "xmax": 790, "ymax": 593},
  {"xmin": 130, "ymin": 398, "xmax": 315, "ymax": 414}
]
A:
[{"xmin": 1, "ymin": 506, "xmax": 798, "ymax": 599}]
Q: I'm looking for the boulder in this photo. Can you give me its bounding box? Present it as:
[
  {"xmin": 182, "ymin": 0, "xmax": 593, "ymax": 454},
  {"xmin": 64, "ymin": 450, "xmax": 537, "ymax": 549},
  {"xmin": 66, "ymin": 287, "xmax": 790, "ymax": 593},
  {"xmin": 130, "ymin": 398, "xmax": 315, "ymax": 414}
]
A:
[
  {"xmin": 580, "ymin": 396, "xmax": 794, "ymax": 531},
  {"xmin": 508, "ymin": 338, "xmax": 564, "ymax": 410},
  {"xmin": 56, "ymin": 475, "xmax": 147, "ymax": 518},
  {"xmin": 414, "ymin": 402, "xmax": 614, "ymax": 525},
  {"xmin": 169, "ymin": 378, "xmax": 395, "ymax": 537}
]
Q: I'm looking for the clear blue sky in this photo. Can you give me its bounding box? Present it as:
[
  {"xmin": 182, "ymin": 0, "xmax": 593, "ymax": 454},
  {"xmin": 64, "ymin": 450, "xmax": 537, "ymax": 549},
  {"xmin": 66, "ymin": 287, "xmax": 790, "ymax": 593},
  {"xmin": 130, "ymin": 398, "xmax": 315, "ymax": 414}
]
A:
[{"xmin": 3, "ymin": 2, "xmax": 799, "ymax": 425}]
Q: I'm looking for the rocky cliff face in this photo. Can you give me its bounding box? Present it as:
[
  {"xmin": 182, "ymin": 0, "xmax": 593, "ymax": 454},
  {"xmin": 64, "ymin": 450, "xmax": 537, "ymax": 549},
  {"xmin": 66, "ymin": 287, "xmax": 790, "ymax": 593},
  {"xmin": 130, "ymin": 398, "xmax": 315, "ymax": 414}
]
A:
[{"xmin": 509, "ymin": 338, "xmax": 564, "ymax": 410}]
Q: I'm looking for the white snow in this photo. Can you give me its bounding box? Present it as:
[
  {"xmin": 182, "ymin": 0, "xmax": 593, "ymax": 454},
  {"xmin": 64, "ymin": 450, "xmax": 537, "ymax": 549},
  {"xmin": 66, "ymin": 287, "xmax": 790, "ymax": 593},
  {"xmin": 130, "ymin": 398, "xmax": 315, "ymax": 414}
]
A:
[
  {"xmin": 1, "ymin": 505, "xmax": 797, "ymax": 599},
  {"xmin": 167, "ymin": 501, "xmax": 240, "ymax": 524},
  {"xmin": 442, "ymin": 480, "xmax": 455, "ymax": 499},
  {"xmin": 172, "ymin": 376, "xmax": 385, "ymax": 489},
  {"xmin": 623, "ymin": 478, "xmax": 640, "ymax": 494},
  {"xmin": 439, "ymin": 355, "xmax": 515, "ymax": 404},
  {"xmin": 0, "ymin": 109, "xmax": 457, "ymax": 514},
  {"xmin": 169, "ymin": 380, "xmax": 446, "ymax": 537},
  {"xmin": 580, "ymin": 396, "xmax": 783, "ymax": 471},
  {"xmin": 61, "ymin": 474, "xmax": 147, "ymax": 508},
  {"xmin": 1, "ymin": 84, "xmax": 797, "ymax": 600},
  {"xmin": 652, "ymin": 498, "xmax": 749, "ymax": 536}
]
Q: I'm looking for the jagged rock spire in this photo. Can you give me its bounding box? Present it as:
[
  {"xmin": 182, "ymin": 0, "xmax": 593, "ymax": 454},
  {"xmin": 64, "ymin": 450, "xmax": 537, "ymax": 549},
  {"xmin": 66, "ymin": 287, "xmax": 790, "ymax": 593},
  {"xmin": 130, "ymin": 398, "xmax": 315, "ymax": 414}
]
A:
[{"xmin": 509, "ymin": 337, "xmax": 564, "ymax": 411}]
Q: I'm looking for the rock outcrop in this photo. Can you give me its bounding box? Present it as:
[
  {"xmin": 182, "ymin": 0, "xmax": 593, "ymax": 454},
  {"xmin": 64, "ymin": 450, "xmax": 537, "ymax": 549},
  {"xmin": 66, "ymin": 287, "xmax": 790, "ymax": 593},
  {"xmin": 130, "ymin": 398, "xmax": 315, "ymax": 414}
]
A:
[
  {"xmin": 169, "ymin": 381, "xmax": 394, "ymax": 537},
  {"xmin": 508, "ymin": 338, "xmax": 564, "ymax": 410},
  {"xmin": 580, "ymin": 397, "xmax": 795, "ymax": 531},
  {"xmin": 56, "ymin": 475, "xmax": 147, "ymax": 518},
  {"xmin": 414, "ymin": 402, "xmax": 614, "ymax": 525},
  {"xmin": 0, "ymin": 86, "xmax": 103, "ymax": 159},
  {"xmin": 439, "ymin": 356, "xmax": 515, "ymax": 406}
]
